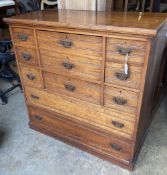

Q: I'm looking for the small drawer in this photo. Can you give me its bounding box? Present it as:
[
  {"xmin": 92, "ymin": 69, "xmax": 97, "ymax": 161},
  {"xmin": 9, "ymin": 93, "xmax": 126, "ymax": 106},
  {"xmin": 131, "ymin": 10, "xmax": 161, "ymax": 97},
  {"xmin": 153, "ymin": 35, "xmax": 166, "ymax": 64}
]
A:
[
  {"xmin": 107, "ymin": 38, "xmax": 146, "ymax": 50},
  {"xmin": 25, "ymin": 86, "xmax": 135, "ymax": 139},
  {"xmin": 105, "ymin": 62, "xmax": 143, "ymax": 89},
  {"xmin": 37, "ymin": 30, "xmax": 103, "ymax": 59},
  {"xmin": 104, "ymin": 86, "xmax": 139, "ymax": 114},
  {"xmin": 12, "ymin": 28, "xmax": 35, "ymax": 47},
  {"xmin": 20, "ymin": 65, "xmax": 42, "ymax": 88},
  {"xmin": 106, "ymin": 38, "xmax": 146, "ymax": 65},
  {"xmin": 40, "ymin": 50, "xmax": 101, "ymax": 82},
  {"xmin": 43, "ymin": 72, "xmax": 101, "ymax": 104},
  {"xmin": 16, "ymin": 46, "xmax": 38, "ymax": 66},
  {"xmin": 29, "ymin": 105, "xmax": 132, "ymax": 161}
]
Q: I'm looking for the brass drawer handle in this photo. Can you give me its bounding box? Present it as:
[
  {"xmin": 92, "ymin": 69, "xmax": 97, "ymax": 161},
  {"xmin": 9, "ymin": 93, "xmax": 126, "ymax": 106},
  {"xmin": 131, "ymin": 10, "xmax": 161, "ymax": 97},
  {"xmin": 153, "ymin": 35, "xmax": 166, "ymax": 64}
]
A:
[
  {"xmin": 17, "ymin": 34, "xmax": 28, "ymax": 41},
  {"xmin": 64, "ymin": 83, "xmax": 75, "ymax": 92},
  {"xmin": 34, "ymin": 115, "xmax": 42, "ymax": 121},
  {"xmin": 62, "ymin": 62, "xmax": 74, "ymax": 70},
  {"xmin": 115, "ymin": 72, "xmax": 129, "ymax": 81},
  {"xmin": 110, "ymin": 143, "xmax": 122, "ymax": 152},
  {"xmin": 112, "ymin": 121, "xmax": 124, "ymax": 128},
  {"xmin": 26, "ymin": 73, "xmax": 35, "ymax": 81},
  {"xmin": 31, "ymin": 94, "xmax": 39, "ymax": 99},
  {"xmin": 117, "ymin": 47, "xmax": 131, "ymax": 55},
  {"xmin": 59, "ymin": 39, "xmax": 73, "ymax": 48},
  {"xmin": 22, "ymin": 53, "xmax": 31, "ymax": 61},
  {"xmin": 113, "ymin": 97, "xmax": 127, "ymax": 105}
]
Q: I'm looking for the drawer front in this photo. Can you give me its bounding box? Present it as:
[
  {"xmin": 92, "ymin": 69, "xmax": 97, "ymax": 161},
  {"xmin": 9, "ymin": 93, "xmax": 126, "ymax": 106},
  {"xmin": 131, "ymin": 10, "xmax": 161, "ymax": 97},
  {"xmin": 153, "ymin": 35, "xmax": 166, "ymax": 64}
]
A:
[
  {"xmin": 107, "ymin": 38, "xmax": 146, "ymax": 50},
  {"xmin": 106, "ymin": 52, "xmax": 145, "ymax": 66},
  {"xmin": 43, "ymin": 72, "xmax": 101, "ymax": 104},
  {"xmin": 105, "ymin": 62, "xmax": 143, "ymax": 89},
  {"xmin": 104, "ymin": 86, "xmax": 139, "ymax": 114},
  {"xmin": 16, "ymin": 46, "xmax": 38, "ymax": 66},
  {"xmin": 12, "ymin": 28, "xmax": 35, "ymax": 47},
  {"xmin": 40, "ymin": 50, "xmax": 102, "ymax": 82},
  {"xmin": 20, "ymin": 65, "xmax": 42, "ymax": 88},
  {"xmin": 37, "ymin": 30, "xmax": 103, "ymax": 59},
  {"xmin": 25, "ymin": 86, "xmax": 136, "ymax": 139},
  {"xmin": 107, "ymin": 38, "xmax": 146, "ymax": 65},
  {"xmin": 29, "ymin": 105, "xmax": 132, "ymax": 161}
]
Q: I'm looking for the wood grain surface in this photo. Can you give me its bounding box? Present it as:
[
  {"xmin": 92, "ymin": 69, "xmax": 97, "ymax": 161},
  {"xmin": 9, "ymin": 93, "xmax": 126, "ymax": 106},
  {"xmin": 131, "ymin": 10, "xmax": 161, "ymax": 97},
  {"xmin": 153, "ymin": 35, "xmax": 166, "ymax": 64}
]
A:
[{"xmin": 6, "ymin": 10, "xmax": 167, "ymax": 170}]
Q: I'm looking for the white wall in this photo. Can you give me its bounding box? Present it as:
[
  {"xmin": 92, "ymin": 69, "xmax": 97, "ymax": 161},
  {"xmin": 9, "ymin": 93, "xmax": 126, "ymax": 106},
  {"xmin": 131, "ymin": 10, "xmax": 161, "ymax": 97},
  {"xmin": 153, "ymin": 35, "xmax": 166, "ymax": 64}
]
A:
[{"xmin": 58, "ymin": 0, "xmax": 106, "ymax": 11}]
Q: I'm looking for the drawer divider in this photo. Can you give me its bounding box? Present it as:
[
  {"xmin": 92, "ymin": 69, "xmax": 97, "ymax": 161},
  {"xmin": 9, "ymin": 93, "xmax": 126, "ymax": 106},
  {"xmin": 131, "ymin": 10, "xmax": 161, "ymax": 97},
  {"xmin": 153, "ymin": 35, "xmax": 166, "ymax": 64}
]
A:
[
  {"xmin": 100, "ymin": 37, "xmax": 107, "ymax": 106},
  {"xmin": 33, "ymin": 29, "xmax": 45, "ymax": 89}
]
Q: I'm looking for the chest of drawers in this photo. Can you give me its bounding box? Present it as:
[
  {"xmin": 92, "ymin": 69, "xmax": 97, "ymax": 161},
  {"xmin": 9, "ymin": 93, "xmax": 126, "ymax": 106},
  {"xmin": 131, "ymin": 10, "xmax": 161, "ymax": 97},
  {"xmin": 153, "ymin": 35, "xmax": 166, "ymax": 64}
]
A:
[{"xmin": 4, "ymin": 10, "xmax": 167, "ymax": 170}]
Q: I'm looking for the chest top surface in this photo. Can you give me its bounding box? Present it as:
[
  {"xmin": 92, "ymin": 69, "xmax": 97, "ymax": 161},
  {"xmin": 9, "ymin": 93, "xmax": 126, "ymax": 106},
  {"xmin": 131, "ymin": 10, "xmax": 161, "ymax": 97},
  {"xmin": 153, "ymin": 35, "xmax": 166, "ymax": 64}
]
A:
[{"xmin": 4, "ymin": 10, "xmax": 167, "ymax": 36}]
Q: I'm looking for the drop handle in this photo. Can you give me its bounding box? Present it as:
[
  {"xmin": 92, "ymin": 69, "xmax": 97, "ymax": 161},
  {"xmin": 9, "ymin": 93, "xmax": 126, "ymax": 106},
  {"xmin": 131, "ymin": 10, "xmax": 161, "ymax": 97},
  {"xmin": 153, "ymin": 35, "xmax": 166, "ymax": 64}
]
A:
[
  {"xmin": 17, "ymin": 34, "xmax": 28, "ymax": 41},
  {"xmin": 117, "ymin": 47, "xmax": 131, "ymax": 55},
  {"xmin": 110, "ymin": 143, "xmax": 122, "ymax": 152},
  {"xmin": 59, "ymin": 39, "xmax": 73, "ymax": 48},
  {"xmin": 34, "ymin": 115, "xmax": 42, "ymax": 121},
  {"xmin": 22, "ymin": 53, "xmax": 31, "ymax": 61},
  {"xmin": 113, "ymin": 97, "xmax": 127, "ymax": 105},
  {"xmin": 26, "ymin": 73, "xmax": 35, "ymax": 81},
  {"xmin": 115, "ymin": 72, "xmax": 129, "ymax": 81},
  {"xmin": 64, "ymin": 83, "xmax": 75, "ymax": 92},
  {"xmin": 62, "ymin": 62, "xmax": 74, "ymax": 70},
  {"xmin": 112, "ymin": 121, "xmax": 124, "ymax": 128}
]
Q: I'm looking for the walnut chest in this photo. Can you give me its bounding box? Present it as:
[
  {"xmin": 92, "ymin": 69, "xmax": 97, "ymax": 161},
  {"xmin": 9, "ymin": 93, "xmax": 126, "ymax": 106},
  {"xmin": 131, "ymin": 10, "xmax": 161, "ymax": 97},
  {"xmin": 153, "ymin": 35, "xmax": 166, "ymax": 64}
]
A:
[{"xmin": 4, "ymin": 10, "xmax": 167, "ymax": 170}]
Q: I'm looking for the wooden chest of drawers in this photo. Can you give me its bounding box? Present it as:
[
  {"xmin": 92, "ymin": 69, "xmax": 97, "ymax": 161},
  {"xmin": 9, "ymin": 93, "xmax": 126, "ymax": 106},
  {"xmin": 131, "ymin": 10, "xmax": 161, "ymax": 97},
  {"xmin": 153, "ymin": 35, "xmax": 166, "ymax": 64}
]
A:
[{"xmin": 4, "ymin": 10, "xmax": 167, "ymax": 170}]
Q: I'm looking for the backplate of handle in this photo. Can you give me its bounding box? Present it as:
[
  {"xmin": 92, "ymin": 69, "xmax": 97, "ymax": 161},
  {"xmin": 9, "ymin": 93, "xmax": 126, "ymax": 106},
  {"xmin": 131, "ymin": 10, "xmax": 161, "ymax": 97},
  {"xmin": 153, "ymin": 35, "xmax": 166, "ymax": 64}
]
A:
[
  {"xmin": 64, "ymin": 83, "xmax": 75, "ymax": 92},
  {"xmin": 22, "ymin": 53, "xmax": 31, "ymax": 61},
  {"xmin": 110, "ymin": 143, "xmax": 122, "ymax": 151},
  {"xmin": 113, "ymin": 97, "xmax": 127, "ymax": 105},
  {"xmin": 112, "ymin": 121, "xmax": 124, "ymax": 128},
  {"xmin": 115, "ymin": 72, "xmax": 129, "ymax": 81},
  {"xmin": 34, "ymin": 115, "xmax": 42, "ymax": 121},
  {"xmin": 17, "ymin": 34, "xmax": 28, "ymax": 41},
  {"xmin": 117, "ymin": 47, "xmax": 131, "ymax": 55},
  {"xmin": 26, "ymin": 73, "xmax": 35, "ymax": 81},
  {"xmin": 59, "ymin": 39, "xmax": 73, "ymax": 48},
  {"xmin": 62, "ymin": 62, "xmax": 74, "ymax": 70}
]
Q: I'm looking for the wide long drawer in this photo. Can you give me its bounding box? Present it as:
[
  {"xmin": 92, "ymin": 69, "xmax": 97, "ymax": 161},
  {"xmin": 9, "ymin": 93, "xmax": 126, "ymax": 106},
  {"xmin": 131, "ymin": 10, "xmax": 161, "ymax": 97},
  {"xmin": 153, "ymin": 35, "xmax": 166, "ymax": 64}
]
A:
[
  {"xmin": 40, "ymin": 50, "xmax": 102, "ymax": 82},
  {"xmin": 28, "ymin": 105, "xmax": 132, "ymax": 161},
  {"xmin": 43, "ymin": 72, "xmax": 101, "ymax": 104},
  {"xmin": 25, "ymin": 86, "xmax": 136, "ymax": 140},
  {"xmin": 36, "ymin": 30, "xmax": 103, "ymax": 59}
]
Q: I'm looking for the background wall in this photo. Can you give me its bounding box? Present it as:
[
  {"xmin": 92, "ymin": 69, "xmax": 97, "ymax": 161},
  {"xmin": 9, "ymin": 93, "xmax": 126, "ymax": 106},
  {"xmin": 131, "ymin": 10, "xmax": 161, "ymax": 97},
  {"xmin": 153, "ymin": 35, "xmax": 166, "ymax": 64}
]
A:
[{"xmin": 58, "ymin": 0, "xmax": 106, "ymax": 11}]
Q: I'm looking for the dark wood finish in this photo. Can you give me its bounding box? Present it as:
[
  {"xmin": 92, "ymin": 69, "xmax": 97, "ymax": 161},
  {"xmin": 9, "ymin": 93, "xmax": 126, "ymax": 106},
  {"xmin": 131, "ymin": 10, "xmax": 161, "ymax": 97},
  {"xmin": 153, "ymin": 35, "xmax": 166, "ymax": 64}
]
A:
[{"xmin": 4, "ymin": 10, "xmax": 167, "ymax": 170}]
